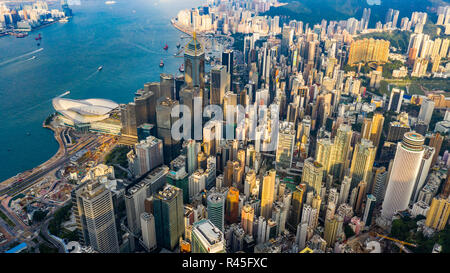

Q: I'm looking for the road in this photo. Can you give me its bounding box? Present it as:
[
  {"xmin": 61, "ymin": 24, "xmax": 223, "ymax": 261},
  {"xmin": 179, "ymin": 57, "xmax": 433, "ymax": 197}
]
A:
[{"xmin": 40, "ymin": 217, "xmax": 66, "ymax": 253}]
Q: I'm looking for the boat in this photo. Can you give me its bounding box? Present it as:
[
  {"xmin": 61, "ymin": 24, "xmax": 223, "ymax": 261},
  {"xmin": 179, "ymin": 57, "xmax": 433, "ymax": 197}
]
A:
[
  {"xmin": 98, "ymin": 66, "xmax": 103, "ymax": 71},
  {"xmin": 159, "ymin": 59, "xmax": 164, "ymax": 67},
  {"xmin": 30, "ymin": 56, "xmax": 36, "ymax": 60},
  {"xmin": 35, "ymin": 33, "xmax": 42, "ymax": 41},
  {"xmin": 176, "ymin": 43, "xmax": 181, "ymax": 49},
  {"xmin": 105, "ymin": 1, "xmax": 116, "ymax": 4},
  {"xmin": 179, "ymin": 63, "xmax": 184, "ymax": 73},
  {"xmin": 163, "ymin": 44, "xmax": 168, "ymax": 50}
]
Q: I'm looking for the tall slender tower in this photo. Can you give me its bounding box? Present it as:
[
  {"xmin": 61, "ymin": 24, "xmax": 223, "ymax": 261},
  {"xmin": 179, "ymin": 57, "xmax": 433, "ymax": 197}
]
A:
[
  {"xmin": 261, "ymin": 169, "xmax": 276, "ymax": 219},
  {"xmin": 381, "ymin": 132, "xmax": 425, "ymax": 222},
  {"xmin": 302, "ymin": 158, "xmax": 324, "ymax": 195},
  {"xmin": 207, "ymin": 193, "xmax": 225, "ymax": 232},
  {"xmin": 76, "ymin": 181, "xmax": 120, "ymax": 253},
  {"xmin": 349, "ymin": 139, "xmax": 376, "ymax": 190},
  {"xmin": 184, "ymin": 32, "xmax": 205, "ymax": 92}
]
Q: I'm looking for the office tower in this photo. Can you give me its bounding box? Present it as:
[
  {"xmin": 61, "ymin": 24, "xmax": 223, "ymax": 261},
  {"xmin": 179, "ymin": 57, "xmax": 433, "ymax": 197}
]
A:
[
  {"xmin": 418, "ymin": 99, "xmax": 435, "ymax": 125},
  {"xmin": 75, "ymin": 181, "xmax": 120, "ymax": 253},
  {"xmin": 288, "ymin": 184, "xmax": 306, "ymax": 230},
  {"xmin": 362, "ymin": 194, "xmax": 376, "ymax": 226},
  {"xmin": 387, "ymin": 121, "xmax": 410, "ymax": 142},
  {"xmin": 381, "ymin": 132, "xmax": 425, "ymax": 222},
  {"xmin": 225, "ymin": 187, "xmax": 240, "ymax": 224},
  {"xmin": 156, "ymin": 97, "xmax": 180, "ymax": 165},
  {"xmin": 189, "ymin": 169, "xmax": 206, "ymax": 201},
  {"xmin": 140, "ymin": 212, "xmax": 157, "ymax": 251},
  {"xmin": 134, "ymin": 136, "xmax": 164, "ymax": 177},
  {"xmin": 160, "ymin": 73, "xmax": 175, "ymax": 99},
  {"xmin": 361, "ymin": 113, "xmax": 384, "ymax": 147},
  {"xmin": 429, "ymin": 133, "xmax": 444, "ymax": 166},
  {"xmin": 347, "ymin": 39, "xmax": 390, "ymax": 65},
  {"xmin": 222, "ymin": 49, "xmax": 234, "ymax": 90},
  {"xmin": 330, "ymin": 124, "xmax": 353, "ymax": 181},
  {"xmin": 338, "ymin": 176, "xmax": 351, "ymax": 205},
  {"xmin": 210, "ymin": 65, "xmax": 227, "ymax": 105},
  {"xmin": 315, "ymin": 138, "xmax": 333, "ymax": 177},
  {"xmin": 323, "ymin": 215, "xmax": 343, "ymax": 247},
  {"xmin": 244, "ymin": 170, "xmax": 257, "ymax": 199},
  {"xmin": 153, "ymin": 184, "xmax": 185, "ymax": 250},
  {"xmin": 183, "ymin": 140, "xmax": 198, "ymax": 175},
  {"xmin": 241, "ymin": 204, "xmax": 255, "ymax": 235},
  {"xmin": 411, "ymin": 147, "xmax": 435, "ymax": 203},
  {"xmin": 281, "ymin": 26, "xmax": 294, "ymax": 56},
  {"xmin": 275, "ymin": 121, "xmax": 296, "ymax": 169},
  {"xmin": 372, "ymin": 167, "xmax": 388, "ymax": 205},
  {"xmin": 167, "ymin": 156, "xmax": 189, "ymax": 203},
  {"xmin": 191, "ymin": 219, "xmax": 226, "ymax": 253},
  {"xmin": 349, "ymin": 139, "xmax": 376, "ymax": 190},
  {"xmin": 425, "ymin": 197, "xmax": 450, "ymax": 231},
  {"xmin": 302, "ymin": 158, "xmax": 324, "ymax": 195},
  {"xmin": 261, "ymin": 169, "xmax": 277, "ymax": 219},
  {"xmin": 180, "ymin": 85, "xmax": 203, "ymax": 138},
  {"xmin": 387, "ymin": 88, "xmax": 404, "ymax": 113},
  {"xmin": 120, "ymin": 103, "xmax": 138, "ymax": 136},
  {"xmin": 354, "ymin": 181, "xmax": 367, "ymax": 214},
  {"xmin": 223, "ymin": 91, "xmax": 237, "ymax": 123},
  {"xmin": 207, "ymin": 193, "xmax": 225, "ymax": 232},
  {"xmin": 184, "ymin": 32, "xmax": 205, "ymax": 90}
]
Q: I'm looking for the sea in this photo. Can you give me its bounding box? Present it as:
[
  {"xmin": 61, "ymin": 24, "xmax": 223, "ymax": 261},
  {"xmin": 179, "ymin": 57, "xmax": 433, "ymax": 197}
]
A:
[{"xmin": 0, "ymin": 0, "xmax": 205, "ymax": 182}]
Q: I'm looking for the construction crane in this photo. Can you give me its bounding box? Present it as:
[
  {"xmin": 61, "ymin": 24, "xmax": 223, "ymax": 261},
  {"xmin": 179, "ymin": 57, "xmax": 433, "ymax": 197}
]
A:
[{"xmin": 371, "ymin": 232, "xmax": 417, "ymax": 253}]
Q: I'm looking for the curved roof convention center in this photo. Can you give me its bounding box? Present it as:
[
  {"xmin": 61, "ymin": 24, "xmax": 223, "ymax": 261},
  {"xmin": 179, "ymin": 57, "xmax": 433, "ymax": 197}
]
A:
[{"xmin": 52, "ymin": 97, "xmax": 119, "ymax": 124}]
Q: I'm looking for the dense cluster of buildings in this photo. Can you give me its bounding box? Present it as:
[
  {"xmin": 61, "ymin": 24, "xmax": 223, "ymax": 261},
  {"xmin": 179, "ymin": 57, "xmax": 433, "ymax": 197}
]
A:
[
  {"xmin": 0, "ymin": 0, "xmax": 71, "ymax": 32},
  {"xmin": 43, "ymin": 0, "xmax": 450, "ymax": 254}
]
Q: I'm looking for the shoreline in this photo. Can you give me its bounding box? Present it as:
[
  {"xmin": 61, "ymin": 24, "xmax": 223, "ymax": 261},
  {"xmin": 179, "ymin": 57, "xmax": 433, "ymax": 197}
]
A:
[{"xmin": 0, "ymin": 115, "xmax": 65, "ymax": 193}]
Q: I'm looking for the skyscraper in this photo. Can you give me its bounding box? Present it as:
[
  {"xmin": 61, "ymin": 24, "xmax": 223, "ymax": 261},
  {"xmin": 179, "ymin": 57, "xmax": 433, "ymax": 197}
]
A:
[
  {"xmin": 75, "ymin": 181, "xmax": 120, "ymax": 253},
  {"xmin": 362, "ymin": 194, "xmax": 376, "ymax": 226},
  {"xmin": 381, "ymin": 132, "xmax": 425, "ymax": 222},
  {"xmin": 302, "ymin": 158, "xmax": 324, "ymax": 195},
  {"xmin": 134, "ymin": 136, "xmax": 164, "ymax": 177},
  {"xmin": 349, "ymin": 139, "xmax": 376, "ymax": 190},
  {"xmin": 153, "ymin": 184, "xmax": 185, "ymax": 250},
  {"xmin": 225, "ymin": 187, "xmax": 240, "ymax": 224},
  {"xmin": 207, "ymin": 192, "xmax": 225, "ymax": 232},
  {"xmin": 418, "ymin": 99, "xmax": 435, "ymax": 125},
  {"xmin": 425, "ymin": 197, "xmax": 450, "ymax": 231},
  {"xmin": 221, "ymin": 49, "xmax": 234, "ymax": 91},
  {"xmin": 275, "ymin": 121, "xmax": 296, "ymax": 169},
  {"xmin": 261, "ymin": 169, "xmax": 276, "ymax": 219},
  {"xmin": 361, "ymin": 113, "xmax": 384, "ymax": 147},
  {"xmin": 140, "ymin": 212, "xmax": 157, "ymax": 252},
  {"xmin": 387, "ymin": 88, "xmax": 404, "ymax": 113},
  {"xmin": 184, "ymin": 32, "xmax": 205, "ymax": 91},
  {"xmin": 241, "ymin": 204, "xmax": 255, "ymax": 236},
  {"xmin": 288, "ymin": 184, "xmax": 306, "ymax": 230},
  {"xmin": 210, "ymin": 65, "xmax": 227, "ymax": 105},
  {"xmin": 156, "ymin": 97, "xmax": 181, "ymax": 165}
]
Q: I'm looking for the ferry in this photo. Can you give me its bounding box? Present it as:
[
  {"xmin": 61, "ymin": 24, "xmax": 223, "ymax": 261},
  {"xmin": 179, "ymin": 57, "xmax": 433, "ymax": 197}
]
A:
[
  {"xmin": 163, "ymin": 44, "xmax": 168, "ymax": 50},
  {"xmin": 98, "ymin": 66, "xmax": 103, "ymax": 71},
  {"xmin": 159, "ymin": 59, "xmax": 164, "ymax": 67},
  {"xmin": 179, "ymin": 63, "xmax": 184, "ymax": 73}
]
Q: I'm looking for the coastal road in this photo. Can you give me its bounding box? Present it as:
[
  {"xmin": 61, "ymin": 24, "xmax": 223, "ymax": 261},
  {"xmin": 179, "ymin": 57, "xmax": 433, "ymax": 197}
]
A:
[{"xmin": 0, "ymin": 135, "xmax": 100, "ymax": 197}]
